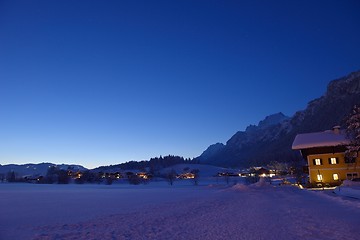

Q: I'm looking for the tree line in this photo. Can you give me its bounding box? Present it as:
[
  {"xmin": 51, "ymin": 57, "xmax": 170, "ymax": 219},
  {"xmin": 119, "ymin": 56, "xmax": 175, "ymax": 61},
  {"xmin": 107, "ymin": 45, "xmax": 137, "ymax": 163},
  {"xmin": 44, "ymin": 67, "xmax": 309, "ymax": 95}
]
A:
[
  {"xmin": 95, "ymin": 155, "xmax": 195, "ymax": 174},
  {"xmin": 2, "ymin": 155, "xmax": 200, "ymax": 186}
]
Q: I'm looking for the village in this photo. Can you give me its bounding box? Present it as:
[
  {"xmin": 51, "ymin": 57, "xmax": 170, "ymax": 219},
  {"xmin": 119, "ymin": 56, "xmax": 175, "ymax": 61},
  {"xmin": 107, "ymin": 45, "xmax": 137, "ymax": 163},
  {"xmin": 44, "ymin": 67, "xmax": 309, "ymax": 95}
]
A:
[{"xmin": 2, "ymin": 122, "xmax": 359, "ymax": 190}]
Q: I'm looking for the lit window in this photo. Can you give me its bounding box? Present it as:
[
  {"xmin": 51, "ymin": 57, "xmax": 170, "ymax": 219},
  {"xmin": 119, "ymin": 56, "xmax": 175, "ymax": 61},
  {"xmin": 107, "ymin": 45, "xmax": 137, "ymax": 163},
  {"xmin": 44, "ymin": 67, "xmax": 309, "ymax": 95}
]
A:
[
  {"xmin": 333, "ymin": 174, "xmax": 339, "ymax": 181},
  {"xmin": 314, "ymin": 158, "xmax": 322, "ymax": 165},
  {"xmin": 317, "ymin": 174, "xmax": 323, "ymax": 181},
  {"xmin": 329, "ymin": 158, "xmax": 338, "ymax": 164}
]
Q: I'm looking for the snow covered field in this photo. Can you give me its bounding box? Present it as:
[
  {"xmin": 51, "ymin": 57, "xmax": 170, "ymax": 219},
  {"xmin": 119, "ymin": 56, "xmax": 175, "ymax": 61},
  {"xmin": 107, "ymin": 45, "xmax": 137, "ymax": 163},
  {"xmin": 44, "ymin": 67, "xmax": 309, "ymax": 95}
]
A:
[{"xmin": 1, "ymin": 181, "xmax": 360, "ymax": 240}]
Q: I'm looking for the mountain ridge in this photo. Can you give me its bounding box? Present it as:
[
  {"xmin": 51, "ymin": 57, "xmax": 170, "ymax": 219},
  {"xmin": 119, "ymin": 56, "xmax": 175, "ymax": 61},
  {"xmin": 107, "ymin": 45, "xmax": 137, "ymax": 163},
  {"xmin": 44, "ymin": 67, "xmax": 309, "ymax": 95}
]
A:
[
  {"xmin": 196, "ymin": 70, "xmax": 360, "ymax": 167},
  {"xmin": 0, "ymin": 163, "xmax": 87, "ymax": 177}
]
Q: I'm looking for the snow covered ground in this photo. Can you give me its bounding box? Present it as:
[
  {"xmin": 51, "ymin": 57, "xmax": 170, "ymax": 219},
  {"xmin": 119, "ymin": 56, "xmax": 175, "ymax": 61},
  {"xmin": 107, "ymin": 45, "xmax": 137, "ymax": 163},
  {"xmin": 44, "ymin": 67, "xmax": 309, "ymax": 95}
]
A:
[
  {"xmin": 1, "ymin": 180, "xmax": 360, "ymax": 240},
  {"xmin": 333, "ymin": 180, "xmax": 360, "ymax": 199}
]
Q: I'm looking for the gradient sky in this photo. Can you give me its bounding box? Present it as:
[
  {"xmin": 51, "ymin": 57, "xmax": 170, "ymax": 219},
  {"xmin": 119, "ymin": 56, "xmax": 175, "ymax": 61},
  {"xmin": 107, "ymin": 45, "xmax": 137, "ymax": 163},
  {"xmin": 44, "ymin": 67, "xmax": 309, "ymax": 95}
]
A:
[{"xmin": 1, "ymin": 0, "xmax": 360, "ymax": 168}]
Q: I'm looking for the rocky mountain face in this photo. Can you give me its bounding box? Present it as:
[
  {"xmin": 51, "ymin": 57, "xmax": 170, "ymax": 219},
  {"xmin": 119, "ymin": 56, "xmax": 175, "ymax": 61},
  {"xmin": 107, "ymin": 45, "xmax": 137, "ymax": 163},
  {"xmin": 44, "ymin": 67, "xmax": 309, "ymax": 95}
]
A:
[
  {"xmin": 199, "ymin": 143, "xmax": 225, "ymax": 160},
  {"xmin": 197, "ymin": 70, "xmax": 360, "ymax": 168}
]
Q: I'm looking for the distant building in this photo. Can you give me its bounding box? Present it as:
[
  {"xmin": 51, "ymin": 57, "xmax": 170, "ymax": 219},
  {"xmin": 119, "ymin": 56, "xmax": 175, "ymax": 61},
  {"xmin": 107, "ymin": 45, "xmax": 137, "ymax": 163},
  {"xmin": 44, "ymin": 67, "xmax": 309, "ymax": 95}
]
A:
[
  {"xmin": 292, "ymin": 126, "xmax": 359, "ymax": 187},
  {"xmin": 177, "ymin": 172, "xmax": 195, "ymax": 179}
]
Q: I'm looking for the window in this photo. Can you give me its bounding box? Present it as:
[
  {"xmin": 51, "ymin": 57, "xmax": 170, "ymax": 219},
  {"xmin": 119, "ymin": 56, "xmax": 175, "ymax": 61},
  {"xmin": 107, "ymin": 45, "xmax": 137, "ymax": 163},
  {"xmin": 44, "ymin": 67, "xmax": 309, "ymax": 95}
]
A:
[
  {"xmin": 317, "ymin": 174, "xmax": 323, "ymax": 181},
  {"xmin": 345, "ymin": 157, "xmax": 356, "ymax": 163},
  {"xmin": 333, "ymin": 173, "xmax": 339, "ymax": 181},
  {"xmin": 346, "ymin": 173, "xmax": 358, "ymax": 180},
  {"xmin": 313, "ymin": 158, "xmax": 322, "ymax": 165},
  {"xmin": 329, "ymin": 157, "xmax": 338, "ymax": 165}
]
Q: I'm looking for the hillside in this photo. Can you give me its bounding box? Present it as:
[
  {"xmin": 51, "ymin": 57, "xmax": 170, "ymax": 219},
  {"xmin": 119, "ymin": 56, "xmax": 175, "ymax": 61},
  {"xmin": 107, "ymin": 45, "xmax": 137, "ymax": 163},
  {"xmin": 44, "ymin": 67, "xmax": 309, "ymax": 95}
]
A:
[
  {"xmin": 197, "ymin": 70, "xmax": 360, "ymax": 168},
  {"xmin": 0, "ymin": 163, "xmax": 87, "ymax": 177}
]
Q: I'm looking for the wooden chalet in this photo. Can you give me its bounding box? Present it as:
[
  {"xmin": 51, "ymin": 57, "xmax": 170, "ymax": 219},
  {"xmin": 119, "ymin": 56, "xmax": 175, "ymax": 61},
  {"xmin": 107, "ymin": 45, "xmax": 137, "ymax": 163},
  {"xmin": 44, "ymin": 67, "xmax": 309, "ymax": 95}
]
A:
[{"xmin": 292, "ymin": 126, "xmax": 359, "ymax": 187}]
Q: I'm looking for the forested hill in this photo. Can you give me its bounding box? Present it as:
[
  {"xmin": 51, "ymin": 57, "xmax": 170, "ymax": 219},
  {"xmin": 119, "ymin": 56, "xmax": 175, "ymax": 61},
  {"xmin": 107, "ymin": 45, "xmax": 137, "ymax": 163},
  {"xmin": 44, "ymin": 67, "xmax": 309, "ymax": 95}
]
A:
[{"xmin": 93, "ymin": 155, "xmax": 193, "ymax": 172}]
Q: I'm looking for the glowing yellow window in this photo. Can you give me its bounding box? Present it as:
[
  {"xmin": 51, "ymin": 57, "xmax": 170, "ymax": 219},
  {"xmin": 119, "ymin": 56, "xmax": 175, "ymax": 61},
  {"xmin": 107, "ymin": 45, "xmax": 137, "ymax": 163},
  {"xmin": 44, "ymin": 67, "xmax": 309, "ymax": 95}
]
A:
[
  {"xmin": 317, "ymin": 174, "xmax": 323, "ymax": 181},
  {"xmin": 333, "ymin": 174, "xmax": 339, "ymax": 181},
  {"xmin": 314, "ymin": 159, "xmax": 322, "ymax": 165},
  {"xmin": 330, "ymin": 158, "xmax": 337, "ymax": 164}
]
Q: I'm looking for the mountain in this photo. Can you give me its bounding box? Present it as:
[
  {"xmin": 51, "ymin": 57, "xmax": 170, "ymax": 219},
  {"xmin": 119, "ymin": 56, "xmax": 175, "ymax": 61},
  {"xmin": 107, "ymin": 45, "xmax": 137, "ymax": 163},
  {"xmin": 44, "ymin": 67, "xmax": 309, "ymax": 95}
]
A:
[
  {"xmin": 257, "ymin": 112, "xmax": 290, "ymax": 129},
  {"xmin": 0, "ymin": 163, "xmax": 87, "ymax": 177},
  {"xmin": 199, "ymin": 143, "xmax": 225, "ymax": 160},
  {"xmin": 197, "ymin": 70, "xmax": 360, "ymax": 168}
]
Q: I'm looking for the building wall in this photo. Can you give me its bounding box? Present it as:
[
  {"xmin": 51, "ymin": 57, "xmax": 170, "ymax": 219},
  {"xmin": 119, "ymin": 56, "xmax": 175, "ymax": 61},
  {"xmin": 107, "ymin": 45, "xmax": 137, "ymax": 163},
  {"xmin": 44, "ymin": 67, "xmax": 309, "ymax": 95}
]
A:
[{"xmin": 307, "ymin": 152, "xmax": 360, "ymax": 186}]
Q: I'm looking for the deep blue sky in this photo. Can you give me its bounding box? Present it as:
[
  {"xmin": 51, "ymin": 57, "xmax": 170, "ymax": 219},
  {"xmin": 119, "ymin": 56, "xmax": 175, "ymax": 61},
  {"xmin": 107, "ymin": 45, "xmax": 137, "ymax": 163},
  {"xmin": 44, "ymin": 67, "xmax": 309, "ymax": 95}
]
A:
[{"xmin": 1, "ymin": 0, "xmax": 360, "ymax": 168}]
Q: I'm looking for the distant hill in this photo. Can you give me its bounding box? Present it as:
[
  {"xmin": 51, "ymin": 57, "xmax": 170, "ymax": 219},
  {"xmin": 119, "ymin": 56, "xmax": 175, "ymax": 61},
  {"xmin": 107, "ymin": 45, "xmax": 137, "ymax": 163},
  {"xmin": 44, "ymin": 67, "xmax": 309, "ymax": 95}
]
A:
[
  {"xmin": 0, "ymin": 163, "xmax": 87, "ymax": 177},
  {"xmin": 196, "ymin": 70, "xmax": 360, "ymax": 168},
  {"xmin": 92, "ymin": 155, "xmax": 193, "ymax": 173}
]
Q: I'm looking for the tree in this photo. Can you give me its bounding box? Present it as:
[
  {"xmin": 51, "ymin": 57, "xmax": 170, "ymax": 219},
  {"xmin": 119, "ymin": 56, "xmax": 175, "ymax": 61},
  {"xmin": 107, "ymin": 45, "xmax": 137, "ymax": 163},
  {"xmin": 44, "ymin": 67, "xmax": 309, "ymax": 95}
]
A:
[
  {"xmin": 75, "ymin": 176, "xmax": 85, "ymax": 184},
  {"xmin": 191, "ymin": 169, "xmax": 200, "ymax": 186},
  {"xmin": 105, "ymin": 176, "xmax": 113, "ymax": 185},
  {"xmin": 80, "ymin": 170, "xmax": 97, "ymax": 183},
  {"xmin": 346, "ymin": 105, "xmax": 360, "ymax": 160},
  {"xmin": 57, "ymin": 170, "xmax": 70, "ymax": 184},
  {"xmin": 224, "ymin": 173, "xmax": 230, "ymax": 185},
  {"xmin": 128, "ymin": 174, "xmax": 141, "ymax": 185},
  {"xmin": 267, "ymin": 161, "xmax": 289, "ymax": 175},
  {"xmin": 45, "ymin": 166, "xmax": 58, "ymax": 184},
  {"xmin": 6, "ymin": 171, "xmax": 16, "ymax": 182},
  {"xmin": 0, "ymin": 173, "xmax": 5, "ymax": 182},
  {"xmin": 166, "ymin": 169, "xmax": 177, "ymax": 186}
]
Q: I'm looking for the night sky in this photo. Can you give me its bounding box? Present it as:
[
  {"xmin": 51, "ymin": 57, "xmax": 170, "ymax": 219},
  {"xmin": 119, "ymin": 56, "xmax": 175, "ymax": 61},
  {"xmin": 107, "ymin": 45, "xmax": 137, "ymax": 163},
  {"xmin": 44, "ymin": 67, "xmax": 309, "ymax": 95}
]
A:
[{"xmin": 1, "ymin": 0, "xmax": 360, "ymax": 168}]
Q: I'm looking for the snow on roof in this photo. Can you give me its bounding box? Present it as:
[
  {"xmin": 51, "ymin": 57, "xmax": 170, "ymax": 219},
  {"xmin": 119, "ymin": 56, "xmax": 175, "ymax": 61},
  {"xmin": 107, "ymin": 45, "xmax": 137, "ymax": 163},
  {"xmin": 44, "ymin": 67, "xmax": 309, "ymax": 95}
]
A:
[{"xmin": 292, "ymin": 129, "xmax": 350, "ymax": 150}]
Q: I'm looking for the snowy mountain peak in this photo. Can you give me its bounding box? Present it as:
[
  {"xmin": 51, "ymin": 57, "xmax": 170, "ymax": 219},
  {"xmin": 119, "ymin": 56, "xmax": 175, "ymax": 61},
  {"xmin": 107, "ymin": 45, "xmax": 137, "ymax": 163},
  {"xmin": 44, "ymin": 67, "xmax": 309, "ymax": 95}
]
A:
[
  {"xmin": 245, "ymin": 112, "xmax": 289, "ymax": 132},
  {"xmin": 198, "ymin": 143, "xmax": 225, "ymax": 160},
  {"xmin": 0, "ymin": 163, "xmax": 88, "ymax": 177},
  {"xmin": 258, "ymin": 112, "xmax": 289, "ymax": 129}
]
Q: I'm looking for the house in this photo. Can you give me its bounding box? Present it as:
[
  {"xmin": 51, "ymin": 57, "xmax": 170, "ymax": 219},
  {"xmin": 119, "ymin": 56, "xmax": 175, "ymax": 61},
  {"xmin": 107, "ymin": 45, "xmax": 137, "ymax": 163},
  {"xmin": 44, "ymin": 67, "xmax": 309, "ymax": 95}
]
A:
[
  {"xmin": 136, "ymin": 172, "xmax": 152, "ymax": 179},
  {"xmin": 177, "ymin": 172, "xmax": 195, "ymax": 179},
  {"xmin": 255, "ymin": 167, "xmax": 270, "ymax": 177},
  {"xmin": 292, "ymin": 126, "xmax": 359, "ymax": 187}
]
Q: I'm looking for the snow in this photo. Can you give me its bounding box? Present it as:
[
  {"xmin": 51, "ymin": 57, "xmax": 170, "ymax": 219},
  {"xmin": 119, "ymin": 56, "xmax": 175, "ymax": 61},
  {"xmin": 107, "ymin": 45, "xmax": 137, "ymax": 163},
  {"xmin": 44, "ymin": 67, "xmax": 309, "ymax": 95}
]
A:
[
  {"xmin": 333, "ymin": 186, "xmax": 360, "ymax": 199},
  {"xmin": 1, "ymin": 181, "xmax": 360, "ymax": 240},
  {"xmin": 159, "ymin": 164, "xmax": 236, "ymax": 177},
  {"xmin": 0, "ymin": 163, "xmax": 87, "ymax": 177},
  {"xmin": 292, "ymin": 129, "xmax": 349, "ymax": 150},
  {"xmin": 231, "ymin": 183, "xmax": 249, "ymax": 191},
  {"xmin": 340, "ymin": 180, "xmax": 360, "ymax": 187},
  {"xmin": 333, "ymin": 180, "xmax": 360, "ymax": 199}
]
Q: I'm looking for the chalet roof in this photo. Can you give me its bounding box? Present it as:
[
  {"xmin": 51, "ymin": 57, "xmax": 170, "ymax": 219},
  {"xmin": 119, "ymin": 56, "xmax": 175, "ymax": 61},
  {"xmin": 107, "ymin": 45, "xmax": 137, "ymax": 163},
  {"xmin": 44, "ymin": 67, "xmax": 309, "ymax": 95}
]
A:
[{"xmin": 292, "ymin": 128, "xmax": 350, "ymax": 150}]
